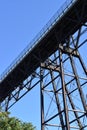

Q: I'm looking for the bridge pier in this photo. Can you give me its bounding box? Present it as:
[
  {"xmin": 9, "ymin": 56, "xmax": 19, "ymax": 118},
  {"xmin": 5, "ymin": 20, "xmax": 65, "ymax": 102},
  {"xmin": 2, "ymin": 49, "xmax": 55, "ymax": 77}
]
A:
[{"xmin": 0, "ymin": 0, "xmax": 87, "ymax": 129}]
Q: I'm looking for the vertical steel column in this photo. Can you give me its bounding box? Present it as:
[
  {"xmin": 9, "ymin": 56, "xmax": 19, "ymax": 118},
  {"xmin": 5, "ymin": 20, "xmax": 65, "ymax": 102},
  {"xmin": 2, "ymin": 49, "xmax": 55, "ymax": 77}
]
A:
[
  {"xmin": 65, "ymin": 85, "xmax": 83, "ymax": 128},
  {"xmin": 69, "ymin": 54, "xmax": 87, "ymax": 114},
  {"xmin": 40, "ymin": 65, "xmax": 45, "ymax": 130},
  {"xmin": 5, "ymin": 95, "xmax": 11, "ymax": 111},
  {"xmin": 50, "ymin": 70, "xmax": 65, "ymax": 130},
  {"xmin": 59, "ymin": 49, "xmax": 70, "ymax": 130}
]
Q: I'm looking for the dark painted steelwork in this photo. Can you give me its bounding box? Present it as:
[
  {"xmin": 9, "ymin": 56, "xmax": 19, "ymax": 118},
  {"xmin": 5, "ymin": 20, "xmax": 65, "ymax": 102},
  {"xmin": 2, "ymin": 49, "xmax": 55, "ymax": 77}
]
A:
[
  {"xmin": 50, "ymin": 70, "xmax": 65, "ymax": 129},
  {"xmin": 0, "ymin": 0, "xmax": 87, "ymax": 102},
  {"xmin": 69, "ymin": 55, "xmax": 87, "ymax": 114},
  {"xmin": 0, "ymin": 0, "xmax": 87, "ymax": 130},
  {"xmin": 40, "ymin": 66, "xmax": 45, "ymax": 130},
  {"xmin": 59, "ymin": 50, "xmax": 70, "ymax": 130}
]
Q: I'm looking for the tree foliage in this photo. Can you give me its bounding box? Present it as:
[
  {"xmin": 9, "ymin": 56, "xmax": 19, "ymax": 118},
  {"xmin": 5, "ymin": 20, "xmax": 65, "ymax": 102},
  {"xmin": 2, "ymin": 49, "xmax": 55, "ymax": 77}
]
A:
[{"xmin": 0, "ymin": 112, "xmax": 35, "ymax": 130}]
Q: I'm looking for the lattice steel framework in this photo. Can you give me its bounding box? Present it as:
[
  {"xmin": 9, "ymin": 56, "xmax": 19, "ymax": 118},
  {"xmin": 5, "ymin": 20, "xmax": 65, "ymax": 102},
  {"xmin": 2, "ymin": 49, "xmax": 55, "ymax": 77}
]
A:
[
  {"xmin": 0, "ymin": 0, "xmax": 87, "ymax": 130},
  {"xmin": 0, "ymin": 23, "xmax": 87, "ymax": 130},
  {"xmin": 39, "ymin": 24, "xmax": 87, "ymax": 129}
]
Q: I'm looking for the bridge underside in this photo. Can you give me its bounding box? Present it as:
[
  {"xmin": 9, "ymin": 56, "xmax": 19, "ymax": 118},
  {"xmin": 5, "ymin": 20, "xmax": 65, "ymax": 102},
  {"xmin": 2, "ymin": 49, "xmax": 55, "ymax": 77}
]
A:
[
  {"xmin": 0, "ymin": 0, "xmax": 87, "ymax": 102},
  {"xmin": 1, "ymin": 23, "xmax": 87, "ymax": 129},
  {"xmin": 0, "ymin": 0, "xmax": 87, "ymax": 130}
]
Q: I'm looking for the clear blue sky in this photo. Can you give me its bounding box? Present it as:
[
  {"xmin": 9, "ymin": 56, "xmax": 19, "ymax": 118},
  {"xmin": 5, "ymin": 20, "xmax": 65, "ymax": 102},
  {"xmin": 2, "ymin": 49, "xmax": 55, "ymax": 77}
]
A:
[{"xmin": 0, "ymin": 0, "xmax": 66, "ymax": 129}]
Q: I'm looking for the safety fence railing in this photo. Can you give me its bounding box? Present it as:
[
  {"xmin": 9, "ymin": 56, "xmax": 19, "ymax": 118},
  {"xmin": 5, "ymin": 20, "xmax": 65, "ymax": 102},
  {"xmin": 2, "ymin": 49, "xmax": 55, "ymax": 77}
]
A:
[{"xmin": 0, "ymin": 0, "xmax": 77, "ymax": 82}]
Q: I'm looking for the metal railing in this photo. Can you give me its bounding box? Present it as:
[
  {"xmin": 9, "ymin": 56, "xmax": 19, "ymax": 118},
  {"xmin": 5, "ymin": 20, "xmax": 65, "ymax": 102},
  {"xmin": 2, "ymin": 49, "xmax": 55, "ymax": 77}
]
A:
[{"xmin": 0, "ymin": 0, "xmax": 77, "ymax": 82}]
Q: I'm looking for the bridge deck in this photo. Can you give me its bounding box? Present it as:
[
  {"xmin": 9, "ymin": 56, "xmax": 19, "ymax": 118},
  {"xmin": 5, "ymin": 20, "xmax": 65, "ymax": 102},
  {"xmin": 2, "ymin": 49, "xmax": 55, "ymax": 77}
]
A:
[{"xmin": 0, "ymin": 0, "xmax": 87, "ymax": 102}]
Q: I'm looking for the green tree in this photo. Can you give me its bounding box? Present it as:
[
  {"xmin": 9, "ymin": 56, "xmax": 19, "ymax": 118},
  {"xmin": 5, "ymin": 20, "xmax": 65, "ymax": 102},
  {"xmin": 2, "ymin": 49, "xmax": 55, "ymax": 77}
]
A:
[{"xmin": 0, "ymin": 112, "xmax": 35, "ymax": 130}]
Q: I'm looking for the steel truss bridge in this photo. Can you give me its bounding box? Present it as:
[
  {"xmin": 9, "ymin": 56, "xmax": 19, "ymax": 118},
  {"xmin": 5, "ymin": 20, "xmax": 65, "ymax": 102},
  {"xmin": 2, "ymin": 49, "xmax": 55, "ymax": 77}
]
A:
[{"xmin": 0, "ymin": 0, "xmax": 87, "ymax": 129}]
